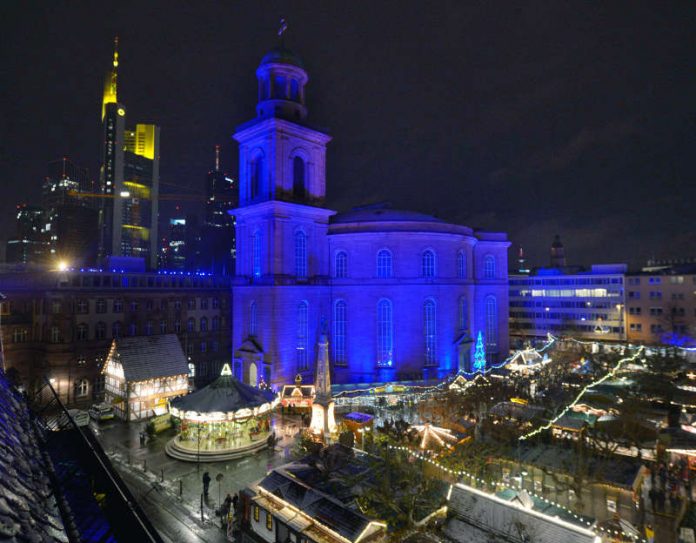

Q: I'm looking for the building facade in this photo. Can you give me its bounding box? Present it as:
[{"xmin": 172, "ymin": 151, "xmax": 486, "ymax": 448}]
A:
[
  {"xmin": 0, "ymin": 269, "xmax": 231, "ymax": 406},
  {"xmin": 230, "ymin": 46, "xmax": 510, "ymax": 388},
  {"xmin": 625, "ymin": 264, "xmax": 696, "ymax": 346},
  {"xmin": 509, "ymin": 264, "xmax": 627, "ymax": 344},
  {"xmin": 5, "ymin": 204, "xmax": 50, "ymax": 265},
  {"xmin": 99, "ymin": 38, "xmax": 160, "ymax": 269}
]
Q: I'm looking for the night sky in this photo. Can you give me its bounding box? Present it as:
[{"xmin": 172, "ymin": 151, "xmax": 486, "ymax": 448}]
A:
[{"xmin": 2, "ymin": 1, "xmax": 694, "ymax": 268}]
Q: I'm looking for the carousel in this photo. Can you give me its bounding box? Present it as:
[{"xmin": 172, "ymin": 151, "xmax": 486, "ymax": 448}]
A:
[{"xmin": 165, "ymin": 363, "xmax": 279, "ymax": 462}]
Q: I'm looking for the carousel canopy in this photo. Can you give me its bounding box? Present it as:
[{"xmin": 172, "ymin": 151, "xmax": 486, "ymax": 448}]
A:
[{"xmin": 170, "ymin": 365, "xmax": 276, "ymax": 416}]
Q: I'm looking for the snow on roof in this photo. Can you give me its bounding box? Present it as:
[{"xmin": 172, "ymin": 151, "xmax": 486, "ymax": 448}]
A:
[{"xmin": 110, "ymin": 334, "xmax": 189, "ymax": 382}]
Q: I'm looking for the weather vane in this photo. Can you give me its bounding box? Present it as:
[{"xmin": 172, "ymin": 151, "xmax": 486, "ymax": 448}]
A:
[{"xmin": 278, "ymin": 17, "xmax": 288, "ymax": 39}]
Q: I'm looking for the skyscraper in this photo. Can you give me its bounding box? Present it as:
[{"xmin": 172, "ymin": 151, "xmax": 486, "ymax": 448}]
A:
[
  {"xmin": 98, "ymin": 37, "xmax": 160, "ymax": 270},
  {"xmin": 5, "ymin": 204, "xmax": 49, "ymax": 264},
  {"xmin": 200, "ymin": 145, "xmax": 236, "ymax": 274}
]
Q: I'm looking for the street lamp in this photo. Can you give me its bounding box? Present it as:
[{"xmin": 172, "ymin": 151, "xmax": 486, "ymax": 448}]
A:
[{"xmin": 196, "ymin": 412, "xmax": 202, "ymax": 472}]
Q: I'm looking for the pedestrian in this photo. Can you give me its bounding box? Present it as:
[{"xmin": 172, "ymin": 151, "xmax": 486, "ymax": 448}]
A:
[
  {"xmin": 645, "ymin": 523, "xmax": 655, "ymax": 543},
  {"xmin": 232, "ymin": 492, "xmax": 239, "ymax": 512},
  {"xmin": 202, "ymin": 471, "xmax": 211, "ymax": 497}
]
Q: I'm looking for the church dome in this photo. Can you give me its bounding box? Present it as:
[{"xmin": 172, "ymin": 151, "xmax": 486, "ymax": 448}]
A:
[
  {"xmin": 260, "ymin": 46, "xmax": 304, "ymax": 69},
  {"xmin": 331, "ymin": 208, "xmax": 445, "ymax": 225}
]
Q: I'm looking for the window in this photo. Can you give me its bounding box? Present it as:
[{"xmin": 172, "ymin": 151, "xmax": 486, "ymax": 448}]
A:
[
  {"xmin": 212, "ymin": 316, "xmax": 220, "ymax": 331},
  {"xmin": 186, "ymin": 343, "xmax": 193, "ymax": 355},
  {"xmin": 250, "ymin": 155, "xmax": 263, "ymax": 200},
  {"xmin": 650, "ymin": 324, "xmax": 663, "ymax": 334},
  {"xmin": 129, "ymin": 300, "xmax": 139, "ymax": 312},
  {"xmin": 422, "ymin": 250, "xmax": 436, "ymax": 278},
  {"xmin": 95, "ymin": 322, "xmax": 107, "ymax": 340},
  {"xmin": 113, "ymin": 299, "xmax": 123, "ymax": 313},
  {"xmin": 334, "ymin": 300, "xmax": 347, "ymax": 365},
  {"xmin": 76, "ymin": 299, "xmax": 88, "ymax": 314},
  {"xmin": 200, "ymin": 341, "xmax": 207, "ymax": 353},
  {"xmin": 187, "ymin": 318, "xmax": 196, "ymax": 333},
  {"xmin": 50, "ymin": 326, "xmax": 60, "ymax": 343},
  {"xmin": 51, "ymin": 301, "xmax": 61, "ymax": 314},
  {"xmin": 297, "ymin": 301, "xmax": 309, "ymax": 371},
  {"xmin": 96, "ymin": 299, "xmax": 107, "ymax": 313},
  {"xmin": 628, "ymin": 291, "xmax": 640, "ymax": 300},
  {"xmin": 212, "ymin": 298, "xmax": 220, "ymax": 309},
  {"xmin": 174, "ymin": 320, "xmax": 182, "ymax": 334},
  {"xmin": 200, "ymin": 317, "xmax": 208, "ymax": 332},
  {"xmin": 112, "ymin": 321, "xmax": 122, "ymax": 338},
  {"xmin": 128, "ymin": 322, "xmax": 137, "ymax": 336},
  {"xmin": 377, "ymin": 299, "xmax": 393, "ymax": 367},
  {"xmin": 628, "ymin": 307, "xmax": 642, "ymax": 315},
  {"xmin": 485, "ymin": 296, "xmax": 498, "ymax": 351},
  {"xmin": 335, "ymin": 251, "xmax": 348, "ymax": 278},
  {"xmin": 250, "ymin": 302, "xmax": 257, "ymax": 336},
  {"xmin": 252, "ymin": 231, "xmax": 262, "ymax": 277},
  {"xmin": 188, "ymin": 363, "xmax": 195, "ymax": 377},
  {"xmin": 146, "ymin": 299, "xmax": 154, "ymax": 311},
  {"xmin": 75, "ymin": 379, "xmax": 89, "ymax": 398},
  {"xmin": 266, "ymin": 510, "xmax": 273, "ymax": 531},
  {"xmin": 649, "ymin": 307, "xmax": 663, "ymax": 316},
  {"xmin": 159, "ymin": 320, "xmax": 167, "ymax": 334},
  {"xmin": 76, "ymin": 323, "xmax": 88, "ymax": 341},
  {"xmin": 144, "ymin": 320, "xmax": 153, "ymax": 335},
  {"xmin": 201, "ymin": 298, "xmax": 209, "ymax": 310},
  {"xmin": 459, "ymin": 297, "xmax": 468, "ymax": 330},
  {"xmin": 293, "ymin": 156, "xmax": 306, "ymax": 199},
  {"xmin": 174, "ymin": 300, "xmax": 182, "ymax": 310},
  {"xmin": 12, "ymin": 329, "xmax": 28, "ymax": 343},
  {"xmin": 649, "ymin": 291, "xmax": 662, "ymax": 300},
  {"xmin": 377, "ymin": 249, "xmax": 393, "ymax": 278},
  {"xmin": 211, "ymin": 340, "xmax": 219, "ymax": 353},
  {"xmin": 424, "ymin": 299, "xmax": 437, "ymax": 366},
  {"xmin": 457, "ymin": 250, "xmax": 467, "ymax": 279},
  {"xmin": 484, "ymin": 255, "xmax": 496, "ymax": 279},
  {"xmin": 295, "ymin": 231, "xmax": 307, "ymax": 278},
  {"xmin": 160, "ymin": 300, "xmax": 168, "ymax": 310},
  {"xmin": 187, "ymin": 298, "xmax": 196, "ymax": 310},
  {"xmin": 630, "ymin": 323, "xmax": 642, "ymax": 331}
]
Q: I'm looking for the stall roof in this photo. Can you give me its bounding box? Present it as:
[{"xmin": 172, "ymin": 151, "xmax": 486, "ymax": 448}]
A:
[
  {"xmin": 170, "ymin": 372, "xmax": 276, "ymax": 414},
  {"xmin": 109, "ymin": 334, "xmax": 189, "ymax": 383}
]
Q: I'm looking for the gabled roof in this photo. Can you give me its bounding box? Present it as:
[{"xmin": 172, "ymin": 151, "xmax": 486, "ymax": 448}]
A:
[{"xmin": 110, "ymin": 334, "xmax": 189, "ymax": 383}]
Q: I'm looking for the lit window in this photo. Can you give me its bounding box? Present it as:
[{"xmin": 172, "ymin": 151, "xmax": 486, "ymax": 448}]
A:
[
  {"xmin": 266, "ymin": 510, "xmax": 273, "ymax": 531},
  {"xmin": 188, "ymin": 363, "xmax": 195, "ymax": 377},
  {"xmin": 112, "ymin": 321, "xmax": 122, "ymax": 338},
  {"xmin": 145, "ymin": 321, "xmax": 153, "ymax": 336},
  {"xmin": 334, "ymin": 300, "xmax": 347, "ymax": 365},
  {"xmin": 485, "ymin": 296, "xmax": 497, "ymax": 352},
  {"xmin": 253, "ymin": 506, "xmax": 259, "ymax": 522},
  {"xmin": 335, "ymin": 251, "xmax": 348, "ymax": 278},
  {"xmin": 252, "ymin": 231, "xmax": 261, "ymax": 278},
  {"xmin": 297, "ymin": 301, "xmax": 309, "ymax": 371},
  {"xmin": 74, "ymin": 379, "xmax": 89, "ymax": 398},
  {"xmin": 250, "ymin": 302, "xmax": 257, "ymax": 336},
  {"xmin": 422, "ymin": 250, "xmax": 436, "ymax": 278},
  {"xmin": 457, "ymin": 250, "xmax": 467, "ymax": 279},
  {"xmin": 377, "ymin": 299, "xmax": 393, "ymax": 367},
  {"xmin": 424, "ymin": 299, "xmax": 437, "ymax": 366},
  {"xmin": 295, "ymin": 231, "xmax": 307, "ymax": 278},
  {"xmin": 159, "ymin": 320, "xmax": 167, "ymax": 334},
  {"xmin": 484, "ymin": 255, "xmax": 496, "ymax": 279},
  {"xmin": 377, "ymin": 249, "xmax": 393, "ymax": 278},
  {"xmin": 76, "ymin": 323, "xmax": 88, "ymax": 341}
]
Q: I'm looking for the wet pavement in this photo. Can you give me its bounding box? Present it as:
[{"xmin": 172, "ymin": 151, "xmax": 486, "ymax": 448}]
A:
[{"xmin": 91, "ymin": 413, "xmax": 306, "ymax": 542}]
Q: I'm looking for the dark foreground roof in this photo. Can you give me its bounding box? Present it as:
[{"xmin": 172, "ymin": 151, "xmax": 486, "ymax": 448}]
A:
[
  {"xmin": 0, "ymin": 371, "xmax": 68, "ymax": 541},
  {"xmin": 112, "ymin": 334, "xmax": 189, "ymax": 382},
  {"xmin": 170, "ymin": 374, "xmax": 276, "ymax": 414}
]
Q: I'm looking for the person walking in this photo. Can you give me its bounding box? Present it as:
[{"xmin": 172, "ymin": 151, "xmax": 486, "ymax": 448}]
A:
[
  {"xmin": 645, "ymin": 523, "xmax": 655, "ymax": 543},
  {"xmin": 202, "ymin": 471, "xmax": 211, "ymax": 497}
]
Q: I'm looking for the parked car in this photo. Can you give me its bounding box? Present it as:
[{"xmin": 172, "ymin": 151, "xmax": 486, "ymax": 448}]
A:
[
  {"xmin": 89, "ymin": 403, "xmax": 115, "ymax": 421},
  {"xmin": 61, "ymin": 409, "xmax": 90, "ymax": 427}
]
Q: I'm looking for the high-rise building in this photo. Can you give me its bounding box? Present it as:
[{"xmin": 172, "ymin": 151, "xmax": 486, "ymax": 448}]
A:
[
  {"xmin": 98, "ymin": 37, "xmax": 160, "ymax": 270},
  {"xmin": 550, "ymin": 234, "xmax": 566, "ymax": 267},
  {"xmin": 5, "ymin": 204, "xmax": 50, "ymax": 264},
  {"xmin": 200, "ymin": 145, "xmax": 236, "ymax": 274}
]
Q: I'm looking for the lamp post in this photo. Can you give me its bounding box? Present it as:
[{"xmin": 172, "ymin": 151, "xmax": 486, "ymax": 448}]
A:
[
  {"xmin": 197, "ymin": 413, "xmax": 202, "ymax": 472},
  {"xmin": 0, "ymin": 293, "xmax": 6, "ymax": 373}
]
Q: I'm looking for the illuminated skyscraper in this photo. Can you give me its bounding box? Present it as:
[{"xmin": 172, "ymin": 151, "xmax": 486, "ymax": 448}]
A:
[{"xmin": 98, "ymin": 37, "xmax": 160, "ymax": 269}]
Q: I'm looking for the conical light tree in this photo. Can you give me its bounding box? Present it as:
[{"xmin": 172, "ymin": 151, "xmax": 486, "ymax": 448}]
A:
[{"xmin": 473, "ymin": 331, "xmax": 486, "ymax": 373}]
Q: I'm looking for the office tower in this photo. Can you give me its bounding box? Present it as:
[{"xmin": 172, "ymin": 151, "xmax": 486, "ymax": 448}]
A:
[
  {"xmin": 5, "ymin": 205, "xmax": 49, "ymax": 264},
  {"xmin": 98, "ymin": 37, "xmax": 160, "ymax": 270}
]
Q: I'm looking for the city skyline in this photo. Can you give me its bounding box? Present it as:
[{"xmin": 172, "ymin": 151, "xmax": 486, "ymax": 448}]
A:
[{"xmin": 2, "ymin": 1, "xmax": 695, "ymax": 268}]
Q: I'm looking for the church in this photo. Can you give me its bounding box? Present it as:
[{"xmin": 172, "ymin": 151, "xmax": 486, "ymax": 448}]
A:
[{"xmin": 230, "ymin": 45, "xmax": 510, "ymax": 388}]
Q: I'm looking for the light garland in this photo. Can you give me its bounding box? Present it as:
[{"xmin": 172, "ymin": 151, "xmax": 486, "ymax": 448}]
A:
[
  {"xmin": 518, "ymin": 346, "xmax": 645, "ymax": 441},
  {"xmin": 386, "ymin": 445, "xmax": 646, "ymax": 542}
]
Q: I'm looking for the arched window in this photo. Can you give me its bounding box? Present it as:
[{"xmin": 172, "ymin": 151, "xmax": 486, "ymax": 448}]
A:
[
  {"xmin": 422, "ymin": 250, "xmax": 436, "ymax": 278},
  {"xmin": 159, "ymin": 319, "xmax": 167, "ymax": 334},
  {"xmin": 250, "ymin": 302, "xmax": 257, "ymax": 337},
  {"xmin": 290, "ymin": 79, "xmax": 299, "ymax": 100},
  {"xmin": 293, "ymin": 156, "xmax": 306, "ymax": 199},
  {"xmin": 458, "ymin": 297, "xmax": 468, "ymax": 331},
  {"xmin": 212, "ymin": 316, "xmax": 220, "ymax": 331},
  {"xmin": 296, "ymin": 301, "xmax": 309, "ymax": 371},
  {"xmin": 334, "ymin": 300, "xmax": 347, "ymax": 366},
  {"xmin": 457, "ymin": 250, "xmax": 467, "ymax": 279},
  {"xmin": 95, "ymin": 322, "xmax": 107, "ymax": 340},
  {"xmin": 423, "ymin": 299, "xmax": 437, "ymax": 366},
  {"xmin": 485, "ymin": 295, "xmax": 498, "ymax": 352},
  {"xmin": 252, "ymin": 231, "xmax": 262, "ymax": 277},
  {"xmin": 335, "ymin": 251, "xmax": 348, "ymax": 278},
  {"xmin": 145, "ymin": 320, "xmax": 154, "ymax": 336},
  {"xmin": 187, "ymin": 317, "xmax": 195, "ymax": 333},
  {"xmin": 250, "ymin": 155, "xmax": 263, "ymax": 200},
  {"xmin": 128, "ymin": 322, "xmax": 137, "ymax": 336},
  {"xmin": 377, "ymin": 249, "xmax": 393, "ymax": 278},
  {"xmin": 76, "ymin": 323, "xmax": 88, "ymax": 342},
  {"xmin": 295, "ymin": 231, "xmax": 307, "ymax": 278},
  {"xmin": 377, "ymin": 299, "xmax": 393, "ymax": 367},
  {"xmin": 112, "ymin": 321, "xmax": 122, "ymax": 339},
  {"xmin": 484, "ymin": 255, "xmax": 496, "ymax": 279},
  {"xmin": 174, "ymin": 320, "xmax": 181, "ymax": 333},
  {"xmin": 74, "ymin": 379, "xmax": 89, "ymax": 398},
  {"xmin": 200, "ymin": 317, "xmax": 208, "ymax": 332}
]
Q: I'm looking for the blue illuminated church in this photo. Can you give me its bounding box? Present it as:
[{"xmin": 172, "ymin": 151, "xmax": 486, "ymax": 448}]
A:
[{"xmin": 230, "ymin": 45, "xmax": 510, "ymax": 388}]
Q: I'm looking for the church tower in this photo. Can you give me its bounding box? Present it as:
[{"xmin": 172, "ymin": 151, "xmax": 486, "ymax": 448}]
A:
[{"xmin": 231, "ymin": 41, "xmax": 335, "ymax": 387}]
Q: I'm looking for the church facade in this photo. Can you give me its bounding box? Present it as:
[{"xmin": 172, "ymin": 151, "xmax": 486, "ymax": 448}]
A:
[{"xmin": 230, "ymin": 46, "xmax": 510, "ymax": 388}]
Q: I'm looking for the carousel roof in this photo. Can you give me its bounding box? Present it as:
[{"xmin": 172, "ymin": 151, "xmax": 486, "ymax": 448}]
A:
[{"xmin": 170, "ymin": 367, "xmax": 276, "ymax": 415}]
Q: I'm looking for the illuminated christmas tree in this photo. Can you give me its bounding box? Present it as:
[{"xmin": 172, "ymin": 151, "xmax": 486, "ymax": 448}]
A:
[{"xmin": 473, "ymin": 331, "xmax": 486, "ymax": 373}]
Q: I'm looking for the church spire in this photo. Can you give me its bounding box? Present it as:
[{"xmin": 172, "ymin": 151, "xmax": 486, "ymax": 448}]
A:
[{"xmin": 102, "ymin": 36, "xmax": 119, "ymax": 120}]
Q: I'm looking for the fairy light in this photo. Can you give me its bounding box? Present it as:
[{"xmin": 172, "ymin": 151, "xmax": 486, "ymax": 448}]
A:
[{"xmin": 519, "ymin": 346, "xmax": 645, "ymax": 441}]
